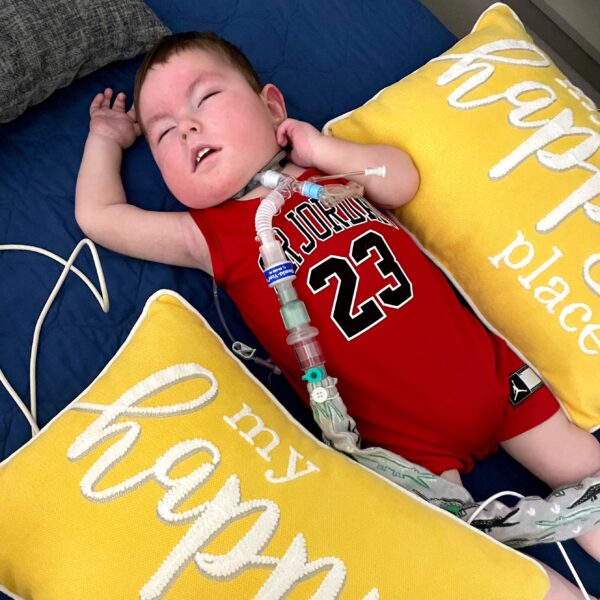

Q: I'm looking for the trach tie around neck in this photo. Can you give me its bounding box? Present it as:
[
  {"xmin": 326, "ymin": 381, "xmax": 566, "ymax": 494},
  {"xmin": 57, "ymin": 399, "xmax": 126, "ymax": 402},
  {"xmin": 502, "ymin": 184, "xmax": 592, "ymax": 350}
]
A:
[{"xmin": 231, "ymin": 149, "xmax": 288, "ymax": 200}]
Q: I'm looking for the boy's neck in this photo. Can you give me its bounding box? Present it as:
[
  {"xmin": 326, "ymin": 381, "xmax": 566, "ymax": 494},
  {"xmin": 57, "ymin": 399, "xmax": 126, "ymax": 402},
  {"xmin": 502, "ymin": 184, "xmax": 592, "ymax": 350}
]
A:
[
  {"xmin": 233, "ymin": 156, "xmax": 305, "ymax": 202},
  {"xmin": 282, "ymin": 162, "xmax": 305, "ymax": 178},
  {"xmin": 231, "ymin": 149, "xmax": 287, "ymax": 200}
]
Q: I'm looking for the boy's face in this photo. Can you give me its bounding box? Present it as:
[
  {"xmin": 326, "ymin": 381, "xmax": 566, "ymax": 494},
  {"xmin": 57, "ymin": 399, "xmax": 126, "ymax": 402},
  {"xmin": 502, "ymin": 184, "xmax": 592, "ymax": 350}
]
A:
[{"xmin": 138, "ymin": 48, "xmax": 286, "ymax": 208}]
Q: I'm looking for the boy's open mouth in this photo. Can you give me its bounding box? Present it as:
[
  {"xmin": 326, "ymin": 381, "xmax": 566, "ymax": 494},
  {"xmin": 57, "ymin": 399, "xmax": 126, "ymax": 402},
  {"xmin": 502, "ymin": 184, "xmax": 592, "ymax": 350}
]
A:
[{"xmin": 192, "ymin": 145, "xmax": 220, "ymax": 171}]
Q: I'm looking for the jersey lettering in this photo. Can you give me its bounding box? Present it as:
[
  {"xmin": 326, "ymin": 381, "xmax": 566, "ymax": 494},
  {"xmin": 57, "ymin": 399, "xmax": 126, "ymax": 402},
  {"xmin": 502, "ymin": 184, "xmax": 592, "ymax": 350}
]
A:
[{"xmin": 307, "ymin": 231, "xmax": 413, "ymax": 339}]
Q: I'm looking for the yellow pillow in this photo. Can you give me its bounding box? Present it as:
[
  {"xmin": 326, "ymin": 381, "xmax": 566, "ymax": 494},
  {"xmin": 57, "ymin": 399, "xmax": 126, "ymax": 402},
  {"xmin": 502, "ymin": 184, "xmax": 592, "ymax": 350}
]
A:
[
  {"xmin": 0, "ymin": 290, "xmax": 548, "ymax": 599},
  {"xmin": 325, "ymin": 2, "xmax": 600, "ymax": 431}
]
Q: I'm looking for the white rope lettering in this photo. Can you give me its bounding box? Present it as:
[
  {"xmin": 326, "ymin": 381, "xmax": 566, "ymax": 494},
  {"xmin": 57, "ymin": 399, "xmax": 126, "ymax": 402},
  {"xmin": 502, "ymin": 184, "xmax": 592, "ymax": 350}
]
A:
[
  {"xmin": 434, "ymin": 35, "xmax": 600, "ymax": 324},
  {"xmin": 434, "ymin": 39, "xmax": 600, "ymax": 234},
  {"xmin": 68, "ymin": 363, "xmax": 218, "ymax": 501},
  {"xmin": 68, "ymin": 363, "xmax": 377, "ymax": 599},
  {"xmin": 265, "ymin": 445, "xmax": 320, "ymax": 483},
  {"xmin": 489, "ymin": 231, "xmax": 600, "ymax": 355},
  {"xmin": 224, "ymin": 403, "xmax": 320, "ymax": 482},
  {"xmin": 223, "ymin": 402, "xmax": 281, "ymax": 461},
  {"xmin": 254, "ymin": 533, "xmax": 346, "ymax": 599},
  {"xmin": 584, "ymin": 253, "xmax": 600, "ymax": 295},
  {"xmin": 140, "ymin": 476, "xmax": 281, "ymax": 599}
]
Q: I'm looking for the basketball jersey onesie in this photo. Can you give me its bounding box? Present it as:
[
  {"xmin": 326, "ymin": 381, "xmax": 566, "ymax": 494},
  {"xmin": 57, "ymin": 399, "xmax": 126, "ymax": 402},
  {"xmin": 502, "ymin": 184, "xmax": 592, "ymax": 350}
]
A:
[{"xmin": 190, "ymin": 168, "xmax": 559, "ymax": 474}]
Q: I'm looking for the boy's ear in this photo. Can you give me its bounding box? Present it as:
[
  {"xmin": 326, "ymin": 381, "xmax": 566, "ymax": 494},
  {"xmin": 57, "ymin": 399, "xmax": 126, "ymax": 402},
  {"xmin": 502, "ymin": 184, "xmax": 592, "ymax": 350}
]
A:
[{"xmin": 261, "ymin": 84, "xmax": 287, "ymax": 126}]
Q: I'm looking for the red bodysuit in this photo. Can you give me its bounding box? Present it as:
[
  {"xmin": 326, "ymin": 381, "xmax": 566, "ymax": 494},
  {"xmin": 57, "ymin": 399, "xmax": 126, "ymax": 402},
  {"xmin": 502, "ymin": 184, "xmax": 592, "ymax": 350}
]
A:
[{"xmin": 190, "ymin": 168, "xmax": 559, "ymax": 474}]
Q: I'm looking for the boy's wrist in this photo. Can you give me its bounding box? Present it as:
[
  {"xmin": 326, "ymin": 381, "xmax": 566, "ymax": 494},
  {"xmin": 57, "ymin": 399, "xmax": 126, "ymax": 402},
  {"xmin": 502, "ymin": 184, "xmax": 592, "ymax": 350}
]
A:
[
  {"xmin": 86, "ymin": 131, "xmax": 127, "ymax": 152},
  {"xmin": 305, "ymin": 132, "xmax": 342, "ymax": 173}
]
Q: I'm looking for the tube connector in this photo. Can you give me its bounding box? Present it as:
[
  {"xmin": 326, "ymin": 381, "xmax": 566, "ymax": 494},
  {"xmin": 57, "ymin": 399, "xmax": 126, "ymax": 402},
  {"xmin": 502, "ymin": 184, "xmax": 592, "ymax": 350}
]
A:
[
  {"xmin": 257, "ymin": 169, "xmax": 288, "ymax": 189},
  {"xmin": 292, "ymin": 336, "xmax": 324, "ymax": 372},
  {"xmin": 259, "ymin": 240, "xmax": 287, "ymax": 269},
  {"xmin": 364, "ymin": 166, "xmax": 386, "ymax": 177}
]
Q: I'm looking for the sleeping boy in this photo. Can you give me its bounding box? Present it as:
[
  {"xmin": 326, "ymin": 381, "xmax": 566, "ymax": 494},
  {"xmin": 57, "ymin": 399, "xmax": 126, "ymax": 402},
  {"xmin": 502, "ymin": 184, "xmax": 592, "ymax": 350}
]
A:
[{"xmin": 76, "ymin": 31, "xmax": 600, "ymax": 597}]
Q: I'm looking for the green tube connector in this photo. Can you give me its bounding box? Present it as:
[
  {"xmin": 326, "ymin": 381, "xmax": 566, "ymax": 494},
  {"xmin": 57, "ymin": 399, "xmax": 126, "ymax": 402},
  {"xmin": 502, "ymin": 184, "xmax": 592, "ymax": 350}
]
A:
[
  {"xmin": 280, "ymin": 300, "xmax": 310, "ymax": 330},
  {"xmin": 302, "ymin": 366, "xmax": 326, "ymax": 383}
]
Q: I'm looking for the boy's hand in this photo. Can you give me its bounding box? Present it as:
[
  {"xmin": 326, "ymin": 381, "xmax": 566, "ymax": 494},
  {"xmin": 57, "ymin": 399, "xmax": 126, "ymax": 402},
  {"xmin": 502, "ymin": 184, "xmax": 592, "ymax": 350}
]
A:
[
  {"xmin": 276, "ymin": 118, "xmax": 322, "ymax": 167},
  {"xmin": 89, "ymin": 88, "xmax": 141, "ymax": 149}
]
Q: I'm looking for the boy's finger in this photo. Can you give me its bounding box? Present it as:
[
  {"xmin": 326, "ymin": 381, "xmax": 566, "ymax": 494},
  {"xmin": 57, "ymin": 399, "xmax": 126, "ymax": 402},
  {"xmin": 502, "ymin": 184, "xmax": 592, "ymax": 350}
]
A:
[
  {"xmin": 277, "ymin": 132, "xmax": 289, "ymax": 147},
  {"xmin": 112, "ymin": 92, "xmax": 127, "ymax": 112},
  {"xmin": 89, "ymin": 92, "xmax": 105, "ymax": 113},
  {"xmin": 100, "ymin": 88, "xmax": 113, "ymax": 108},
  {"xmin": 127, "ymin": 106, "xmax": 138, "ymax": 123},
  {"xmin": 126, "ymin": 107, "xmax": 142, "ymax": 136},
  {"xmin": 276, "ymin": 125, "xmax": 288, "ymax": 146}
]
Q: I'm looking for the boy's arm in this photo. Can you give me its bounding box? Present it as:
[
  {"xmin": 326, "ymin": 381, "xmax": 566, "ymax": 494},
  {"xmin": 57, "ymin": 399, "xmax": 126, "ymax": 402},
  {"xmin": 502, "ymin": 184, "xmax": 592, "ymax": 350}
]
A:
[
  {"xmin": 75, "ymin": 89, "xmax": 212, "ymax": 272},
  {"xmin": 277, "ymin": 119, "xmax": 419, "ymax": 209}
]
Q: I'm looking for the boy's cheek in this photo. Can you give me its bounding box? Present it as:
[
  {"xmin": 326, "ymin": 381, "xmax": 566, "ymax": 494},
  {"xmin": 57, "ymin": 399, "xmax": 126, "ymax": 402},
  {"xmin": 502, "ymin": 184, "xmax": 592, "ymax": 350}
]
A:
[
  {"xmin": 146, "ymin": 143, "xmax": 159, "ymax": 163},
  {"xmin": 154, "ymin": 149, "xmax": 172, "ymax": 174}
]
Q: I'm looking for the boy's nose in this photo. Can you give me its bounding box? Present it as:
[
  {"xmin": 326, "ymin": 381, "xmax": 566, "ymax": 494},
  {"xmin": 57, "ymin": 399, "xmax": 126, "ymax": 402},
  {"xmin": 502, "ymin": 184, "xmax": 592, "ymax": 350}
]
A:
[{"xmin": 178, "ymin": 120, "xmax": 200, "ymax": 141}]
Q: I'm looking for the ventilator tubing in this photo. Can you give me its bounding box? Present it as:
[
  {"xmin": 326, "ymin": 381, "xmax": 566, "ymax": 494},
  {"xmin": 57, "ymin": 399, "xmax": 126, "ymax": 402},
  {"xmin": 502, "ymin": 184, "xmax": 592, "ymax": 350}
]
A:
[{"xmin": 254, "ymin": 169, "xmax": 600, "ymax": 547}]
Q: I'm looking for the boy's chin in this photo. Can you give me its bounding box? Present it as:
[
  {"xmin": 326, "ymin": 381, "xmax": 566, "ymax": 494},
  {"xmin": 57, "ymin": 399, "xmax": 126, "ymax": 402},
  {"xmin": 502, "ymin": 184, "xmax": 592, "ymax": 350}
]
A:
[
  {"xmin": 179, "ymin": 188, "xmax": 236, "ymax": 210},
  {"xmin": 181, "ymin": 196, "xmax": 227, "ymax": 210}
]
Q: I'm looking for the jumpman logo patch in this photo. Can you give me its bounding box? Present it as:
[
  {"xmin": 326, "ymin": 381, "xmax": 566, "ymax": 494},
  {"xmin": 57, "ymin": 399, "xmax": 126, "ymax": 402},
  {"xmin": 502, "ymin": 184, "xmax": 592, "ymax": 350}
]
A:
[{"xmin": 509, "ymin": 366, "xmax": 543, "ymax": 406}]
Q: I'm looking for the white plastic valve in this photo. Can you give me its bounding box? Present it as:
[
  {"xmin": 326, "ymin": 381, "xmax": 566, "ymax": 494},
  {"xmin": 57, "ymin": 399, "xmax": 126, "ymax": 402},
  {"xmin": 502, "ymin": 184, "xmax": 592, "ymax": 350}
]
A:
[
  {"xmin": 258, "ymin": 170, "xmax": 287, "ymax": 189},
  {"xmin": 364, "ymin": 166, "xmax": 386, "ymax": 177}
]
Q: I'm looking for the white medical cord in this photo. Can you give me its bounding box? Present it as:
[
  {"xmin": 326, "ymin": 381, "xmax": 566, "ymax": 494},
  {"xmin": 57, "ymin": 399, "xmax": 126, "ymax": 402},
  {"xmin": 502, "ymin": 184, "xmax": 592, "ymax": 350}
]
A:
[
  {"xmin": 0, "ymin": 240, "xmax": 109, "ymax": 437},
  {"xmin": 0, "ymin": 365, "xmax": 37, "ymax": 433},
  {"xmin": 468, "ymin": 491, "xmax": 591, "ymax": 599},
  {"xmin": 211, "ymin": 278, "xmax": 281, "ymax": 374}
]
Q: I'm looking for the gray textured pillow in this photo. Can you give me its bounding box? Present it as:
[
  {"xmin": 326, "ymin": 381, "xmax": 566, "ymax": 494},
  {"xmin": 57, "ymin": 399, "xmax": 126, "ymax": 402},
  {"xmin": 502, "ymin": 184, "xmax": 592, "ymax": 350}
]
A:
[{"xmin": 0, "ymin": 0, "xmax": 170, "ymax": 123}]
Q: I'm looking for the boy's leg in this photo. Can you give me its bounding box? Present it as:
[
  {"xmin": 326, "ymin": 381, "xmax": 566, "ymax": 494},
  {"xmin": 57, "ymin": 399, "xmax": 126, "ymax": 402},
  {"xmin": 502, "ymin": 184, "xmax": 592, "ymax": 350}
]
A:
[
  {"xmin": 544, "ymin": 567, "xmax": 598, "ymax": 600},
  {"xmin": 500, "ymin": 410, "xmax": 600, "ymax": 562},
  {"xmin": 440, "ymin": 468, "xmax": 599, "ymax": 599}
]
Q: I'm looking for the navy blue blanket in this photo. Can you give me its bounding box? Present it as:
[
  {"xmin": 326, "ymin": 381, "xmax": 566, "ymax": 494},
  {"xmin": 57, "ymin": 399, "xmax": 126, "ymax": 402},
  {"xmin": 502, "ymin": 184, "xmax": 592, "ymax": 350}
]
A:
[{"xmin": 0, "ymin": 0, "xmax": 597, "ymax": 594}]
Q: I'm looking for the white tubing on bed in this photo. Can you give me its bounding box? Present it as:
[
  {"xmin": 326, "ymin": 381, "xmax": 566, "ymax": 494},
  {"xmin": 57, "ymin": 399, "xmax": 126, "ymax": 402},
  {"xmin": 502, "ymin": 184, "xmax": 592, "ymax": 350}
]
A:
[
  {"xmin": 0, "ymin": 239, "xmax": 109, "ymax": 437},
  {"xmin": 0, "ymin": 366, "xmax": 38, "ymax": 434}
]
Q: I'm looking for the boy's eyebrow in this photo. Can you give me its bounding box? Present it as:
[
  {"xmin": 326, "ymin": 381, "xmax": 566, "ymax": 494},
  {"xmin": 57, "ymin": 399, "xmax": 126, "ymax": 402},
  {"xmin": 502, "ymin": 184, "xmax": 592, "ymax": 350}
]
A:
[{"xmin": 144, "ymin": 73, "xmax": 221, "ymax": 130}]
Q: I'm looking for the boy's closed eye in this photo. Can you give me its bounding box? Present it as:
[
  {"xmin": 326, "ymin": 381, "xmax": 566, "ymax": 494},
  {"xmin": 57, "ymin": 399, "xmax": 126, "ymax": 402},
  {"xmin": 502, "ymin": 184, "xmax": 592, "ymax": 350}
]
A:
[
  {"xmin": 155, "ymin": 91, "xmax": 221, "ymax": 143},
  {"xmin": 197, "ymin": 90, "xmax": 219, "ymax": 106},
  {"xmin": 158, "ymin": 127, "xmax": 174, "ymax": 143}
]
